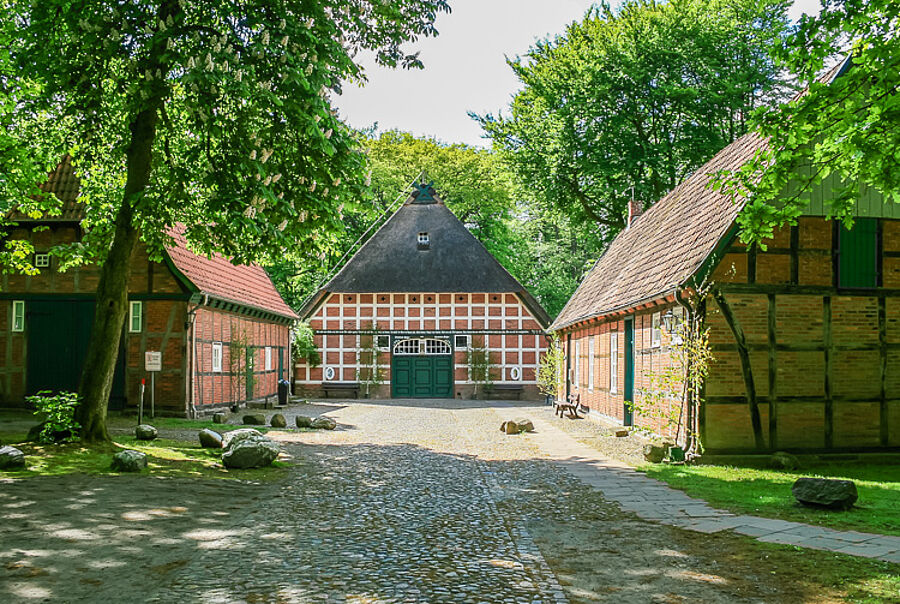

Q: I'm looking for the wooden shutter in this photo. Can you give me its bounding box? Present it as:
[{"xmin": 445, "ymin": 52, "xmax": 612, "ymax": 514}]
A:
[{"xmin": 839, "ymin": 218, "xmax": 878, "ymax": 288}]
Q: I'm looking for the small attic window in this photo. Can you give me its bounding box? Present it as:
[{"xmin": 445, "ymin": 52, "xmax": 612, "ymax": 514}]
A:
[
  {"xmin": 34, "ymin": 253, "xmax": 50, "ymax": 269},
  {"xmin": 417, "ymin": 232, "xmax": 430, "ymax": 250}
]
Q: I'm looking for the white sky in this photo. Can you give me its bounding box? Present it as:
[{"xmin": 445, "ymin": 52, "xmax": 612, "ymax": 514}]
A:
[{"xmin": 334, "ymin": 0, "xmax": 825, "ymax": 147}]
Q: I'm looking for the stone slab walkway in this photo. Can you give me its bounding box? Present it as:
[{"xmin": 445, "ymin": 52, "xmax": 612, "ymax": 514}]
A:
[{"xmin": 524, "ymin": 413, "xmax": 900, "ymax": 564}]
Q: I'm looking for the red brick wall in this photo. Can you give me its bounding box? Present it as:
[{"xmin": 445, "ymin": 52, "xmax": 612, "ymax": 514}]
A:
[
  {"xmin": 561, "ymin": 305, "xmax": 686, "ymax": 440},
  {"xmin": 192, "ymin": 308, "xmax": 290, "ymax": 408}
]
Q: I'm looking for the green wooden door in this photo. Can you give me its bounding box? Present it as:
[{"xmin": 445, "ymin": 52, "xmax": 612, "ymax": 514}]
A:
[
  {"xmin": 391, "ymin": 355, "xmax": 453, "ymax": 398},
  {"xmin": 839, "ymin": 218, "xmax": 878, "ymax": 288},
  {"xmin": 26, "ymin": 299, "xmax": 126, "ymax": 408}
]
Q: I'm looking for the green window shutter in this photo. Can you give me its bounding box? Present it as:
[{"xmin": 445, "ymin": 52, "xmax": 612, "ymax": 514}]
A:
[{"xmin": 839, "ymin": 218, "xmax": 878, "ymax": 288}]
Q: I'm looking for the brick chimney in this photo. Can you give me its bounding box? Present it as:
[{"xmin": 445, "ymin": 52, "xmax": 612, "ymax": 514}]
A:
[{"xmin": 627, "ymin": 199, "xmax": 643, "ymax": 229}]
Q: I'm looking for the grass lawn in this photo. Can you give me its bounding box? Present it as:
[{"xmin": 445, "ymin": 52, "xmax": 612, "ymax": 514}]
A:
[
  {"xmin": 640, "ymin": 462, "xmax": 900, "ymax": 536},
  {"xmin": 0, "ymin": 416, "xmax": 287, "ymax": 480}
]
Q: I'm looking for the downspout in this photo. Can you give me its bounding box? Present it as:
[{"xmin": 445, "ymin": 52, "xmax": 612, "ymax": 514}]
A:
[
  {"xmin": 565, "ymin": 332, "xmax": 572, "ymax": 401},
  {"xmin": 186, "ymin": 293, "xmax": 207, "ymax": 419}
]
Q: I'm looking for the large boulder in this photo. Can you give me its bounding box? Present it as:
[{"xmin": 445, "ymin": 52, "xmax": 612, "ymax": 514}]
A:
[
  {"xmin": 792, "ymin": 477, "xmax": 858, "ymax": 510},
  {"xmin": 310, "ymin": 416, "xmax": 337, "ymax": 430},
  {"xmin": 0, "ymin": 446, "xmax": 26, "ymax": 470},
  {"xmin": 198, "ymin": 429, "xmax": 223, "ymax": 449},
  {"xmin": 222, "ymin": 438, "xmax": 280, "ymax": 469},
  {"xmin": 212, "ymin": 412, "xmax": 227, "ymax": 424},
  {"xmin": 500, "ymin": 419, "xmax": 534, "ymax": 434},
  {"xmin": 642, "ymin": 443, "xmax": 668, "ymax": 464},
  {"xmin": 111, "ymin": 450, "xmax": 147, "ymax": 472},
  {"xmin": 221, "ymin": 428, "xmax": 264, "ymax": 450},
  {"xmin": 270, "ymin": 413, "xmax": 287, "ymax": 428},
  {"xmin": 295, "ymin": 415, "xmax": 313, "ymax": 428},
  {"xmin": 769, "ymin": 451, "xmax": 800, "ymax": 471},
  {"xmin": 135, "ymin": 424, "xmax": 158, "ymax": 441},
  {"xmin": 243, "ymin": 413, "xmax": 267, "ymax": 426}
]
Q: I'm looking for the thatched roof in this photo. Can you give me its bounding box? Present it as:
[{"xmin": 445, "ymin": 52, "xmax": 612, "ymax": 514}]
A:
[{"xmin": 303, "ymin": 185, "xmax": 551, "ymax": 326}]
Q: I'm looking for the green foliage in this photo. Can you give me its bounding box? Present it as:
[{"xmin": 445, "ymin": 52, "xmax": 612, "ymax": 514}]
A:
[
  {"xmin": 228, "ymin": 324, "xmax": 255, "ymax": 402},
  {"xmin": 536, "ymin": 336, "xmax": 565, "ymax": 398},
  {"xmin": 26, "ymin": 390, "xmax": 81, "ymax": 443},
  {"xmin": 478, "ymin": 0, "xmax": 790, "ymax": 245},
  {"xmin": 356, "ymin": 321, "xmax": 384, "ymax": 396},
  {"xmin": 466, "ymin": 335, "xmax": 495, "ymax": 398},
  {"xmin": 292, "ymin": 321, "xmax": 321, "ymax": 368},
  {"xmin": 627, "ymin": 310, "xmax": 712, "ymax": 444},
  {"xmin": 716, "ymin": 0, "xmax": 900, "ymax": 244}
]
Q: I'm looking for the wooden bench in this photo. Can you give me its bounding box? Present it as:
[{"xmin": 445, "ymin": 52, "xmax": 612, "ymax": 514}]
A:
[
  {"xmin": 554, "ymin": 393, "xmax": 584, "ymax": 419},
  {"xmin": 491, "ymin": 384, "xmax": 524, "ymax": 400},
  {"xmin": 322, "ymin": 382, "xmax": 360, "ymax": 399}
]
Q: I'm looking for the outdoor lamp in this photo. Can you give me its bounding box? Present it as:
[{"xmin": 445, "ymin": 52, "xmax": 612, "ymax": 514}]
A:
[{"xmin": 662, "ymin": 309, "xmax": 676, "ymax": 333}]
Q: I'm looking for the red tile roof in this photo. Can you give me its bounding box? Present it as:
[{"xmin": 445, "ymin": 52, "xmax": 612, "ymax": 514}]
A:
[
  {"xmin": 165, "ymin": 226, "xmax": 298, "ymax": 319},
  {"xmin": 9, "ymin": 157, "xmax": 296, "ymax": 320},
  {"xmin": 6, "ymin": 155, "xmax": 85, "ymax": 221}
]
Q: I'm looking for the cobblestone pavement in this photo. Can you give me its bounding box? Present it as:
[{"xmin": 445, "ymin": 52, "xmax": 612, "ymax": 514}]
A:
[{"xmin": 144, "ymin": 399, "xmax": 850, "ymax": 603}]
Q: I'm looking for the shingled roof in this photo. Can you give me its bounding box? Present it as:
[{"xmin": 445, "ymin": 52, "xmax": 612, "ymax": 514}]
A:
[
  {"xmin": 8, "ymin": 158, "xmax": 297, "ymax": 320},
  {"xmin": 303, "ymin": 185, "xmax": 551, "ymax": 326},
  {"xmin": 551, "ymin": 59, "xmax": 852, "ymax": 332}
]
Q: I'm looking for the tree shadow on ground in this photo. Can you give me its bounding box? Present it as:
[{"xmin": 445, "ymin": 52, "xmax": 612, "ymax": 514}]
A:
[{"xmin": 1, "ymin": 441, "xmax": 896, "ymax": 603}]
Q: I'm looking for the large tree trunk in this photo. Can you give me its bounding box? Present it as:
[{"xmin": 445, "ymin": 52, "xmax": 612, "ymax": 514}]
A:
[{"xmin": 76, "ymin": 35, "xmax": 175, "ymax": 441}]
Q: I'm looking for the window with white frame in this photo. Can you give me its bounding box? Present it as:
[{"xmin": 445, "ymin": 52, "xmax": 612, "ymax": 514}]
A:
[
  {"xmin": 212, "ymin": 342, "xmax": 223, "ymax": 373},
  {"xmin": 265, "ymin": 346, "xmax": 273, "ymax": 371},
  {"xmin": 376, "ymin": 335, "xmax": 391, "ymax": 351},
  {"xmin": 34, "ymin": 253, "xmax": 50, "ymax": 268},
  {"xmin": 417, "ymin": 232, "xmax": 430, "ymax": 249},
  {"xmin": 11, "ymin": 300, "xmax": 25, "ymax": 332},
  {"xmin": 587, "ymin": 336, "xmax": 595, "ymax": 391},
  {"xmin": 651, "ymin": 312, "xmax": 662, "ymax": 347},
  {"xmin": 610, "ymin": 331, "xmax": 619, "ymax": 393},
  {"xmin": 454, "ymin": 334, "xmax": 469, "ymax": 349},
  {"xmin": 128, "ymin": 301, "xmax": 143, "ymax": 333},
  {"xmin": 573, "ymin": 340, "xmax": 581, "ymax": 388}
]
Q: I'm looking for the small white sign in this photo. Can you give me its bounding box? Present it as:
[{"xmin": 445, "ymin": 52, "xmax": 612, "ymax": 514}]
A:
[{"xmin": 145, "ymin": 351, "xmax": 162, "ymax": 372}]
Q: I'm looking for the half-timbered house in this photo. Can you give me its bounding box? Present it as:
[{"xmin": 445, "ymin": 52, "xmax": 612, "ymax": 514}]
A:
[
  {"xmin": 551, "ymin": 60, "xmax": 900, "ymax": 454},
  {"xmin": 0, "ymin": 157, "xmax": 297, "ymax": 416},
  {"xmin": 296, "ymin": 182, "xmax": 551, "ymax": 399}
]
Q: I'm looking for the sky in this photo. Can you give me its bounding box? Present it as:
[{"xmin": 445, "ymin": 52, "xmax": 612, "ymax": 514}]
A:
[{"xmin": 334, "ymin": 0, "xmax": 825, "ymax": 147}]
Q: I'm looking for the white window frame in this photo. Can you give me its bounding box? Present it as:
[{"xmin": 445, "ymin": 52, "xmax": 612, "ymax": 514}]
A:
[
  {"xmin": 651, "ymin": 312, "xmax": 662, "ymax": 348},
  {"xmin": 265, "ymin": 346, "xmax": 273, "ymax": 371},
  {"xmin": 376, "ymin": 335, "xmax": 391, "ymax": 351},
  {"xmin": 324, "ymin": 366, "xmax": 336, "ymax": 381},
  {"xmin": 417, "ymin": 232, "xmax": 430, "ymax": 245},
  {"xmin": 11, "ymin": 300, "xmax": 25, "ymax": 332},
  {"xmin": 510, "ymin": 366, "xmax": 521, "ymax": 381},
  {"xmin": 34, "ymin": 252, "xmax": 50, "ymax": 268},
  {"xmin": 610, "ymin": 331, "xmax": 619, "ymax": 394},
  {"xmin": 212, "ymin": 342, "xmax": 223, "ymax": 373},
  {"xmin": 573, "ymin": 340, "xmax": 581, "ymax": 389},
  {"xmin": 128, "ymin": 301, "xmax": 143, "ymax": 333},
  {"xmin": 454, "ymin": 334, "xmax": 470, "ymax": 350},
  {"xmin": 587, "ymin": 336, "xmax": 595, "ymax": 391}
]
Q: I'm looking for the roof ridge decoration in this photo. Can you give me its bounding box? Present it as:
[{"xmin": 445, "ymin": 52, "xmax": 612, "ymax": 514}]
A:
[{"xmin": 411, "ymin": 180, "xmax": 437, "ymax": 204}]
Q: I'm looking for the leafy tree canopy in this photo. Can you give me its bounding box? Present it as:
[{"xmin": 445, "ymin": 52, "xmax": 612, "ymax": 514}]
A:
[
  {"xmin": 477, "ymin": 0, "xmax": 790, "ymax": 244},
  {"xmin": 0, "ymin": 0, "xmax": 450, "ymax": 441},
  {"xmin": 717, "ymin": 0, "xmax": 900, "ymax": 243}
]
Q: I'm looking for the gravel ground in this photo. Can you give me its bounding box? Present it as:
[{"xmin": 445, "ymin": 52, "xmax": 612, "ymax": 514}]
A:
[{"xmin": 1, "ymin": 399, "xmax": 858, "ymax": 603}]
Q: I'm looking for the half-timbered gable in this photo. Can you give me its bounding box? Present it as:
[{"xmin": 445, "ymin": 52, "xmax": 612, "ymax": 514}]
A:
[
  {"xmin": 0, "ymin": 158, "xmax": 296, "ymax": 416},
  {"xmin": 552, "ymin": 59, "xmax": 900, "ymax": 454},
  {"xmin": 297, "ymin": 183, "xmax": 550, "ymax": 399}
]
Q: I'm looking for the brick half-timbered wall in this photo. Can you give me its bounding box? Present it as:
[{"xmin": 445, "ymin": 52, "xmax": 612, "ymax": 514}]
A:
[
  {"xmin": 191, "ymin": 307, "xmax": 290, "ymax": 409},
  {"xmin": 296, "ymin": 292, "xmax": 547, "ymax": 398},
  {"xmin": 704, "ymin": 216, "xmax": 900, "ymax": 452},
  {"xmin": 560, "ymin": 306, "xmax": 685, "ymax": 439}
]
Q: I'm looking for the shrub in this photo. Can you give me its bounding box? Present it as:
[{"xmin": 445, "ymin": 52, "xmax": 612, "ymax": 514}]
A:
[{"xmin": 27, "ymin": 390, "xmax": 81, "ymax": 443}]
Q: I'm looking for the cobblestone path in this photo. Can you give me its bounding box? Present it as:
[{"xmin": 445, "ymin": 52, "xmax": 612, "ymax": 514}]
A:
[{"xmin": 146, "ymin": 400, "xmax": 830, "ymax": 603}]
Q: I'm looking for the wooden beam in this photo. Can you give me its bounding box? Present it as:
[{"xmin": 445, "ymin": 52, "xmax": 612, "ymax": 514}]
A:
[
  {"xmin": 748, "ymin": 243, "xmax": 757, "ymax": 284},
  {"xmin": 767, "ymin": 293, "xmax": 778, "ymax": 450},
  {"xmin": 824, "ymin": 296, "xmax": 833, "ymax": 448},
  {"xmin": 879, "ymin": 296, "xmax": 889, "ymax": 446},
  {"xmin": 712, "ymin": 288, "xmax": 766, "ymax": 450}
]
